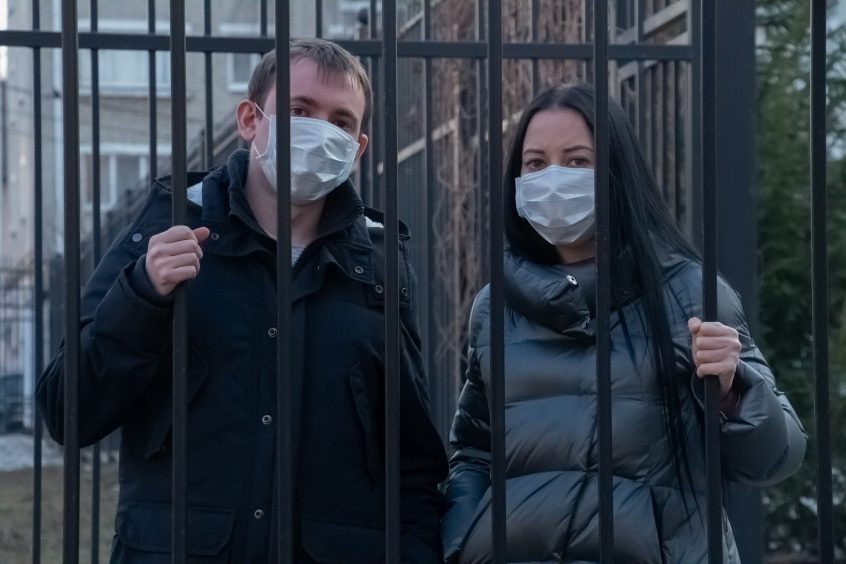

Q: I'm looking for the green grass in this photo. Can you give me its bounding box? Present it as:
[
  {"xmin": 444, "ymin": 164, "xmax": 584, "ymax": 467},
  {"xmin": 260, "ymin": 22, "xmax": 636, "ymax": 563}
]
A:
[{"xmin": 0, "ymin": 461, "xmax": 118, "ymax": 564}]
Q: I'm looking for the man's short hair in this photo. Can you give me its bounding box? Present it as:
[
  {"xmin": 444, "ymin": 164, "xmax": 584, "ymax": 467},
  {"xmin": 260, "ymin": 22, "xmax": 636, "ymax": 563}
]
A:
[{"xmin": 247, "ymin": 38, "xmax": 373, "ymax": 131}]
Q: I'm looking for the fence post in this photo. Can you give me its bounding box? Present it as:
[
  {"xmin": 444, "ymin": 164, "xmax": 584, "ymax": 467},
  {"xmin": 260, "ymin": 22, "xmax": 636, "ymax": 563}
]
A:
[{"xmin": 60, "ymin": 0, "xmax": 83, "ymax": 560}]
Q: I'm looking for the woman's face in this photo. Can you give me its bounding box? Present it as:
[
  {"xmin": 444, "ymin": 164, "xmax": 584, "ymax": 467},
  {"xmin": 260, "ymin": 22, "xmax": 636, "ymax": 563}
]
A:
[
  {"xmin": 520, "ymin": 108, "xmax": 595, "ymax": 175},
  {"xmin": 519, "ymin": 107, "xmax": 597, "ymax": 264}
]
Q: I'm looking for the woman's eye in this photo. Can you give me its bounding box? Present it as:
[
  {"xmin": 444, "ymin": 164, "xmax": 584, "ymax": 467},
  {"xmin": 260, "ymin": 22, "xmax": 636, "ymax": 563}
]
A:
[
  {"xmin": 525, "ymin": 159, "xmax": 545, "ymax": 170},
  {"xmin": 290, "ymin": 107, "xmax": 307, "ymax": 117},
  {"xmin": 569, "ymin": 157, "xmax": 590, "ymax": 168}
]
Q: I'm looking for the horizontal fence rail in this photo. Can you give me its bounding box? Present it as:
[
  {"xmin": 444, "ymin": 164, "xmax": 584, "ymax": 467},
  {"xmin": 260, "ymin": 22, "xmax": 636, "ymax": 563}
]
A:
[{"xmin": 0, "ymin": 1, "xmax": 832, "ymax": 563}]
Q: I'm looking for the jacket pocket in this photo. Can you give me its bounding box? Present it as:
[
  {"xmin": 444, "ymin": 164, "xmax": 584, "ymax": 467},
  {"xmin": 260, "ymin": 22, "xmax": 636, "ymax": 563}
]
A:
[
  {"xmin": 349, "ymin": 363, "xmax": 383, "ymax": 483},
  {"xmin": 115, "ymin": 502, "xmax": 235, "ymax": 558},
  {"xmin": 136, "ymin": 346, "xmax": 209, "ymax": 459},
  {"xmin": 301, "ymin": 517, "xmax": 385, "ymax": 563}
]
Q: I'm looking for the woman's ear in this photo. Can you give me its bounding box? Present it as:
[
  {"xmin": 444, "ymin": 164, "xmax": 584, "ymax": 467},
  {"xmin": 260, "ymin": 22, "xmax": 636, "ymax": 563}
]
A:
[{"xmin": 236, "ymin": 99, "xmax": 258, "ymax": 144}]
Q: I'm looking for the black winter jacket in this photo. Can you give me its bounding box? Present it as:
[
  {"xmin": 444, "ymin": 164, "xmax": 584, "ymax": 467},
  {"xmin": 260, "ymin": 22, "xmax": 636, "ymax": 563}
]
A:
[
  {"xmin": 441, "ymin": 251, "xmax": 806, "ymax": 563},
  {"xmin": 38, "ymin": 150, "xmax": 448, "ymax": 563}
]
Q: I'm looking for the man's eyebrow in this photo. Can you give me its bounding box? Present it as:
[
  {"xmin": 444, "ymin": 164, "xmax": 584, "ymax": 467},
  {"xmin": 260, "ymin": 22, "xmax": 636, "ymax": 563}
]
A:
[
  {"xmin": 291, "ymin": 95, "xmax": 318, "ymax": 106},
  {"xmin": 332, "ymin": 108, "xmax": 358, "ymax": 121}
]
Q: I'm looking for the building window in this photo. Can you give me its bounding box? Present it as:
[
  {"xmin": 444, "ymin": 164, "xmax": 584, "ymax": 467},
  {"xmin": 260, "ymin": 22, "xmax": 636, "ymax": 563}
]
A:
[
  {"xmin": 80, "ymin": 146, "xmax": 150, "ymax": 211},
  {"xmin": 78, "ymin": 19, "xmax": 186, "ymax": 95},
  {"xmin": 80, "ymin": 50, "xmax": 171, "ymax": 93},
  {"xmin": 219, "ymin": 23, "xmax": 262, "ymax": 93}
]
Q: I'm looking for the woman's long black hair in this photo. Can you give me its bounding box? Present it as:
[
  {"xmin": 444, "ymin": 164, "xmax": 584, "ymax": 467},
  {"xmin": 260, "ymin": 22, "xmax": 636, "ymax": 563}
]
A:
[{"xmin": 504, "ymin": 82, "xmax": 701, "ymax": 501}]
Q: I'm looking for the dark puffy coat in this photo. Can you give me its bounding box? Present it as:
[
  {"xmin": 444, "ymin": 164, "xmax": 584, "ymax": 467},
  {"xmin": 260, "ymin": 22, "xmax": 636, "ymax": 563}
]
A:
[
  {"xmin": 38, "ymin": 150, "xmax": 448, "ymax": 563},
  {"xmin": 441, "ymin": 251, "xmax": 806, "ymax": 563}
]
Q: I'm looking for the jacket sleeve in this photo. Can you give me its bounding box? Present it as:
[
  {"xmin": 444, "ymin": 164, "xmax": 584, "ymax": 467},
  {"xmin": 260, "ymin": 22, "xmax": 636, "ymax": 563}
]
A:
[
  {"xmin": 397, "ymin": 244, "xmax": 450, "ymax": 563},
  {"xmin": 441, "ymin": 288, "xmax": 492, "ymax": 563},
  {"xmin": 36, "ymin": 186, "xmax": 174, "ymax": 447},
  {"xmin": 689, "ymin": 276, "xmax": 807, "ymax": 487}
]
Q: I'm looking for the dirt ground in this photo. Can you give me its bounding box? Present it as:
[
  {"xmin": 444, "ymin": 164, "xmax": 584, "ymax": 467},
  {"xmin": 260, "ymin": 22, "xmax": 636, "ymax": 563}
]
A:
[{"xmin": 0, "ymin": 461, "xmax": 118, "ymax": 564}]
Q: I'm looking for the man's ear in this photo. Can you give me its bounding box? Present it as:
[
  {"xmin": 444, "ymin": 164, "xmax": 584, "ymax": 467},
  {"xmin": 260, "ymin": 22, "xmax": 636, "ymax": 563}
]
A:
[
  {"xmin": 236, "ymin": 99, "xmax": 259, "ymax": 144},
  {"xmin": 355, "ymin": 132, "xmax": 369, "ymax": 161}
]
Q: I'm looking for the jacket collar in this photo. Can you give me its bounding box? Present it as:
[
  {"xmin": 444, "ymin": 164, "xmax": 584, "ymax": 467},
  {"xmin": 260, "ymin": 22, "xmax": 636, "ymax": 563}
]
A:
[
  {"xmin": 503, "ymin": 248, "xmax": 645, "ymax": 337},
  {"xmin": 197, "ymin": 149, "xmax": 368, "ymax": 262},
  {"xmin": 504, "ymin": 251, "xmax": 593, "ymax": 338}
]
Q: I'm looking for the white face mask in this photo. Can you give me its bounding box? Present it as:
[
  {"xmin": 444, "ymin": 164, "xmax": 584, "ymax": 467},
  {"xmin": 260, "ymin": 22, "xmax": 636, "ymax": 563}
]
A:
[
  {"xmin": 253, "ymin": 108, "xmax": 360, "ymax": 204},
  {"xmin": 515, "ymin": 165, "xmax": 596, "ymax": 246}
]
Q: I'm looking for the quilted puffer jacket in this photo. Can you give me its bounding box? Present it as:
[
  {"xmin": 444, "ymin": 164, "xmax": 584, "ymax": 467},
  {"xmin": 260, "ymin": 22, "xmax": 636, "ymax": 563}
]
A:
[{"xmin": 441, "ymin": 251, "xmax": 806, "ymax": 563}]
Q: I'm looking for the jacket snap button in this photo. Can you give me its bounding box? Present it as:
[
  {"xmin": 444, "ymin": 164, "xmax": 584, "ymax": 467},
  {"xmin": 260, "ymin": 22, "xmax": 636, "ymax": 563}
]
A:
[
  {"xmin": 261, "ymin": 415, "xmax": 272, "ymax": 425},
  {"xmin": 375, "ymin": 285, "xmax": 384, "ymax": 294},
  {"xmin": 253, "ymin": 509, "xmax": 264, "ymax": 520},
  {"xmin": 210, "ymin": 232, "xmax": 220, "ymax": 241},
  {"xmin": 267, "ymin": 328, "xmax": 277, "ymax": 338},
  {"xmin": 354, "ymin": 266, "xmax": 364, "ymax": 275},
  {"xmin": 566, "ymin": 275, "xmax": 578, "ymax": 286},
  {"xmin": 401, "ymin": 288, "xmax": 409, "ymax": 297},
  {"xmin": 131, "ymin": 232, "xmax": 143, "ymax": 243}
]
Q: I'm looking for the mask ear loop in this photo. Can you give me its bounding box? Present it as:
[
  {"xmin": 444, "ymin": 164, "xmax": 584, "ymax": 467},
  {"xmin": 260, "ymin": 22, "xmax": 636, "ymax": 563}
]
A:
[{"xmin": 251, "ymin": 101, "xmax": 274, "ymax": 159}]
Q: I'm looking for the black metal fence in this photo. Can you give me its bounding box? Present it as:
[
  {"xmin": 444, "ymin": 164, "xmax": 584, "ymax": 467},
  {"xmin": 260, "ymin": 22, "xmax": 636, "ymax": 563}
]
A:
[{"xmin": 0, "ymin": 0, "xmax": 836, "ymax": 562}]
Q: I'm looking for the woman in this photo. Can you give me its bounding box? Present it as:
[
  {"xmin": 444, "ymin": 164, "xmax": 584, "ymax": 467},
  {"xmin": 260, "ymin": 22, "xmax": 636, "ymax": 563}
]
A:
[{"xmin": 441, "ymin": 83, "xmax": 806, "ymax": 563}]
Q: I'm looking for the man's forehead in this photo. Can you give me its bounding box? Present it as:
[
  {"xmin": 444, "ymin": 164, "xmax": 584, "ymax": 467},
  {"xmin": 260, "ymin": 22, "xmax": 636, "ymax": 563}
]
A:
[
  {"xmin": 289, "ymin": 59, "xmax": 363, "ymax": 97},
  {"xmin": 281, "ymin": 58, "xmax": 365, "ymax": 115}
]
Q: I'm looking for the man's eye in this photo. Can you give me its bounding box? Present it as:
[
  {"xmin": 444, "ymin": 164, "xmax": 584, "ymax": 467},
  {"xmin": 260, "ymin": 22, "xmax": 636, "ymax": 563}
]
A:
[
  {"xmin": 333, "ymin": 120, "xmax": 351, "ymax": 131},
  {"xmin": 291, "ymin": 107, "xmax": 307, "ymax": 117}
]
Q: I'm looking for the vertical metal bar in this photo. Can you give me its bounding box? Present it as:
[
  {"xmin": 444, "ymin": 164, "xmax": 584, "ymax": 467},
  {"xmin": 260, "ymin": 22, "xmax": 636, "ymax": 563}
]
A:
[
  {"xmin": 274, "ymin": 2, "xmax": 294, "ymax": 562},
  {"xmin": 148, "ymin": 0, "xmax": 157, "ymax": 181},
  {"xmin": 810, "ymin": 0, "xmax": 834, "ymax": 560},
  {"xmin": 369, "ymin": 56, "xmax": 381, "ymax": 207},
  {"xmin": 649, "ymin": 67, "xmax": 657, "ymax": 173},
  {"xmin": 674, "ymin": 61, "xmax": 684, "ymax": 220},
  {"xmin": 593, "ymin": 1, "xmax": 614, "ymax": 562},
  {"xmin": 382, "ymin": 1, "xmax": 401, "ymax": 561},
  {"xmin": 688, "ymin": 0, "xmax": 702, "ymax": 243},
  {"xmin": 360, "ymin": 59, "xmax": 373, "ymax": 206},
  {"xmin": 476, "ymin": 0, "xmax": 490, "ymax": 284},
  {"xmin": 423, "ymin": 0, "xmax": 440, "ymax": 433},
  {"xmin": 662, "ymin": 62, "xmax": 671, "ymax": 201},
  {"xmin": 61, "ymin": 0, "xmax": 82, "ymax": 560},
  {"xmin": 700, "ymin": 0, "xmax": 722, "ymax": 562},
  {"xmin": 89, "ymin": 1, "xmax": 102, "ymax": 562},
  {"xmin": 585, "ymin": 0, "xmax": 594, "ymax": 82},
  {"xmin": 261, "ymin": 0, "xmax": 268, "ymax": 37},
  {"xmin": 655, "ymin": 62, "xmax": 670, "ymax": 199},
  {"xmin": 315, "ymin": 0, "xmax": 323, "ymax": 38},
  {"xmin": 31, "ymin": 1, "xmax": 44, "ymax": 562},
  {"xmin": 487, "ymin": 0, "xmax": 506, "ymax": 562},
  {"xmin": 636, "ymin": 0, "xmax": 646, "ymax": 141},
  {"xmin": 204, "ymin": 0, "xmax": 214, "ymax": 168},
  {"xmin": 169, "ymin": 1, "xmax": 189, "ymax": 561},
  {"xmin": 370, "ymin": 0, "xmax": 377, "ymax": 38},
  {"xmin": 531, "ymin": 0, "xmax": 540, "ymax": 95}
]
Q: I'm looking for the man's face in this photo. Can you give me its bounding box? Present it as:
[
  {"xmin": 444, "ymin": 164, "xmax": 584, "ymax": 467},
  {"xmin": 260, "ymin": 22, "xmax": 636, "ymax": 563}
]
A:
[{"xmin": 249, "ymin": 57, "xmax": 369, "ymax": 161}]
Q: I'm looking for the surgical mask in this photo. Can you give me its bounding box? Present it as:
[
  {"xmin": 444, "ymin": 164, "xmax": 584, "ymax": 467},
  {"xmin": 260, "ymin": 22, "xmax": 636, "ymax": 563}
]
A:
[
  {"xmin": 515, "ymin": 165, "xmax": 596, "ymax": 246},
  {"xmin": 252, "ymin": 107, "xmax": 360, "ymax": 204}
]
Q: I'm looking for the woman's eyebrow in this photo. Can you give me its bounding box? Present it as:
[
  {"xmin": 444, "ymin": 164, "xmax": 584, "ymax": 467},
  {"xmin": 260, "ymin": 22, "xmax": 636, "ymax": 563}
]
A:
[
  {"xmin": 522, "ymin": 148, "xmax": 545, "ymax": 156},
  {"xmin": 563, "ymin": 144, "xmax": 595, "ymax": 153}
]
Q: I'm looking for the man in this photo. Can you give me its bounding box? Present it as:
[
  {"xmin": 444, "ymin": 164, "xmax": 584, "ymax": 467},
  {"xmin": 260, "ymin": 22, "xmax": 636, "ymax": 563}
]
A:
[{"xmin": 38, "ymin": 39, "xmax": 447, "ymax": 563}]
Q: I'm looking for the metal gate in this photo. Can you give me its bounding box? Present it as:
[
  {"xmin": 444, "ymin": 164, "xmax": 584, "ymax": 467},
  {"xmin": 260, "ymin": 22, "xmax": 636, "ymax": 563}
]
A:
[{"xmin": 0, "ymin": 0, "xmax": 835, "ymax": 563}]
